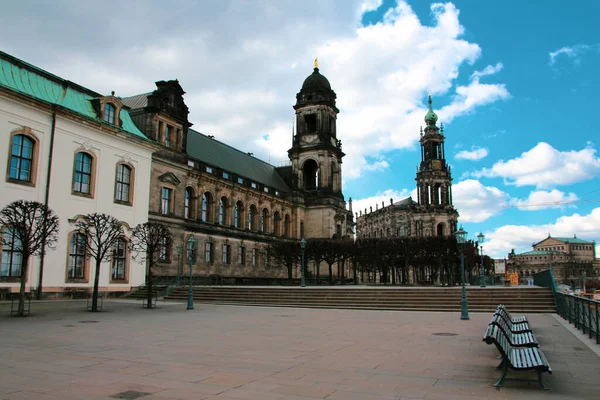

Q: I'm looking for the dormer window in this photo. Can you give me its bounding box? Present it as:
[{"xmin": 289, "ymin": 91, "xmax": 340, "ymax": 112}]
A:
[{"xmin": 104, "ymin": 103, "xmax": 116, "ymax": 124}]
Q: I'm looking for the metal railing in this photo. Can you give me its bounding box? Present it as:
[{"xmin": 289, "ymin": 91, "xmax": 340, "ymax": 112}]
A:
[{"xmin": 555, "ymin": 292, "xmax": 599, "ymax": 344}]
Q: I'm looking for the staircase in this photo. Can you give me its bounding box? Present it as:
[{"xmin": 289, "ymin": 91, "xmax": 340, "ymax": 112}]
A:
[
  {"xmin": 164, "ymin": 286, "xmax": 556, "ymax": 313},
  {"xmin": 122, "ymin": 285, "xmax": 168, "ymax": 300}
]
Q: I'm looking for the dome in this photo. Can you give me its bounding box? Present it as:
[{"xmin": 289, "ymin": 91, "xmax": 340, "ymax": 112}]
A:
[{"xmin": 301, "ymin": 68, "xmax": 332, "ymax": 91}]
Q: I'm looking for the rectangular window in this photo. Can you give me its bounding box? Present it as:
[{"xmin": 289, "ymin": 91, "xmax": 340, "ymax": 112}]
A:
[
  {"xmin": 237, "ymin": 177, "xmax": 244, "ymax": 184},
  {"xmin": 187, "ymin": 160, "xmax": 195, "ymax": 167},
  {"xmin": 238, "ymin": 246, "xmax": 245, "ymax": 265},
  {"xmin": 67, "ymin": 233, "xmax": 86, "ymax": 279},
  {"xmin": 251, "ymin": 182, "xmax": 257, "ymax": 189},
  {"xmin": 112, "ymin": 239, "xmax": 126, "ymax": 280},
  {"xmin": 305, "ymin": 114, "xmax": 317, "ymax": 133},
  {"xmin": 205, "ymin": 242, "xmax": 214, "ymax": 263},
  {"xmin": 115, "ymin": 164, "xmax": 131, "ymax": 203},
  {"xmin": 206, "ymin": 166, "xmax": 214, "ymax": 174},
  {"xmin": 252, "ymin": 248, "xmax": 257, "ymax": 267},
  {"xmin": 161, "ymin": 187, "xmax": 172, "ymax": 215},
  {"xmin": 9, "ymin": 134, "xmax": 34, "ymax": 182},
  {"xmin": 275, "ymin": 191, "xmax": 280, "ymax": 196},
  {"xmin": 73, "ymin": 152, "xmax": 93, "ymax": 194},
  {"xmin": 1, "ymin": 228, "xmax": 22, "ymax": 277},
  {"xmin": 165, "ymin": 125, "xmax": 171, "ymax": 148},
  {"xmin": 222, "ymin": 172, "xmax": 230, "ymax": 179},
  {"xmin": 222, "ymin": 244, "xmax": 231, "ymax": 264},
  {"xmin": 263, "ymin": 187, "xmax": 269, "ymax": 193}
]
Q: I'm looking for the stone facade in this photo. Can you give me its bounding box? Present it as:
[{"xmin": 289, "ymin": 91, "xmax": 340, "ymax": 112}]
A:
[
  {"xmin": 356, "ymin": 95, "xmax": 458, "ymax": 240},
  {"xmin": 122, "ymin": 66, "xmax": 354, "ymax": 279}
]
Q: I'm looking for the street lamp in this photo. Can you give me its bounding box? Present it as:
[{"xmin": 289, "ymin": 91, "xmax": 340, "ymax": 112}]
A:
[
  {"xmin": 477, "ymin": 232, "xmax": 485, "ymax": 288},
  {"xmin": 186, "ymin": 235, "xmax": 196, "ymax": 310},
  {"xmin": 176, "ymin": 244, "xmax": 183, "ymax": 286},
  {"xmin": 300, "ymin": 238, "xmax": 307, "ymax": 288},
  {"xmin": 455, "ymin": 226, "xmax": 469, "ymax": 320}
]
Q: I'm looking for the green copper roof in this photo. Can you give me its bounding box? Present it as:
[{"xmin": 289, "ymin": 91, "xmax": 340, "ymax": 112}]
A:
[
  {"xmin": 424, "ymin": 94, "xmax": 438, "ymax": 126},
  {"xmin": 0, "ymin": 51, "xmax": 147, "ymax": 140},
  {"xmin": 518, "ymin": 250, "xmax": 566, "ymax": 256},
  {"xmin": 186, "ymin": 129, "xmax": 291, "ymax": 193},
  {"xmin": 550, "ymin": 237, "xmax": 593, "ymax": 244}
]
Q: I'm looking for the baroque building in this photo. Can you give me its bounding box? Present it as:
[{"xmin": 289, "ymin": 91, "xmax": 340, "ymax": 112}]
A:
[
  {"xmin": 0, "ymin": 51, "xmax": 157, "ymax": 296},
  {"xmin": 122, "ymin": 61, "xmax": 354, "ymax": 279},
  {"xmin": 355, "ymin": 95, "xmax": 458, "ymax": 240},
  {"xmin": 507, "ymin": 235, "xmax": 600, "ymax": 285}
]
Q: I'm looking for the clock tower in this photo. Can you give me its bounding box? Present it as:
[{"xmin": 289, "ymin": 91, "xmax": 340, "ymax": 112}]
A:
[{"xmin": 288, "ymin": 61, "xmax": 351, "ymax": 238}]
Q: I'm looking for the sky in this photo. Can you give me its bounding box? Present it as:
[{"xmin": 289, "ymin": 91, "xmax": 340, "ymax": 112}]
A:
[{"xmin": 1, "ymin": 0, "xmax": 599, "ymax": 259}]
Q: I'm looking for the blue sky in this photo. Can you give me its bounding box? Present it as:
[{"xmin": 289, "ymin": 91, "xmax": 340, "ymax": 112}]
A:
[{"xmin": 1, "ymin": 0, "xmax": 599, "ymax": 257}]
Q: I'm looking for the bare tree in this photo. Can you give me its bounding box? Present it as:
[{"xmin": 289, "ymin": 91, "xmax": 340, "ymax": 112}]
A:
[
  {"xmin": 263, "ymin": 241, "xmax": 299, "ymax": 283},
  {"xmin": 129, "ymin": 222, "xmax": 173, "ymax": 307},
  {"xmin": 0, "ymin": 200, "xmax": 59, "ymax": 316},
  {"xmin": 74, "ymin": 213, "xmax": 124, "ymax": 312}
]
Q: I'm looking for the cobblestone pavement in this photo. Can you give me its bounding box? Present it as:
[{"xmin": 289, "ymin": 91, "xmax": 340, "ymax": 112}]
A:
[{"xmin": 0, "ymin": 300, "xmax": 598, "ymax": 399}]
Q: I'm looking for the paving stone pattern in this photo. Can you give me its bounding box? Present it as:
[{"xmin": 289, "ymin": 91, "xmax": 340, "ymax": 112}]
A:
[{"xmin": 0, "ymin": 301, "xmax": 598, "ymax": 400}]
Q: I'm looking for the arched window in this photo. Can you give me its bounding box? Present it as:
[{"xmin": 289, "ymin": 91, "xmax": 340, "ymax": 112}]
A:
[
  {"xmin": 184, "ymin": 187, "xmax": 195, "ymax": 219},
  {"xmin": 1, "ymin": 227, "xmax": 22, "ymax": 278},
  {"xmin": 248, "ymin": 205, "xmax": 257, "ymax": 231},
  {"xmin": 8, "ymin": 134, "xmax": 35, "ymax": 183},
  {"xmin": 111, "ymin": 238, "xmax": 127, "ymax": 281},
  {"xmin": 67, "ymin": 232, "xmax": 86, "ymax": 279},
  {"xmin": 303, "ymin": 159, "xmax": 319, "ymax": 190},
  {"xmin": 73, "ymin": 152, "xmax": 94, "ymax": 195},
  {"xmin": 284, "ymin": 214, "xmax": 291, "ymax": 238},
  {"xmin": 260, "ymin": 208, "xmax": 269, "ymax": 232},
  {"xmin": 273, "ymin": 211, "xmax": 281, "ymax": 236},
  {"xmin": 115, "ymin": 164, "xmax": 133, "ymax": 204},
  {"xmin": 219, "ymin": 197, "xmax": 228, "ymax": 225},
  {"xmin": 104, "ymin": 103, "xmax": 116, "ymax": 124},
  {"xmin": 234, "ymin": 201, "xmax": 244, "ymax": 228},
  {"xmin": 201, "ymin": 192, "xmax": 213, "ymax": 222}
]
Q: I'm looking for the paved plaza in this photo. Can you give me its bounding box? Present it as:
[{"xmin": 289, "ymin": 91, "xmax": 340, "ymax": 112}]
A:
[{"xmin": 0, "ymin": 300, "xmax": 598, "ymax": 400}]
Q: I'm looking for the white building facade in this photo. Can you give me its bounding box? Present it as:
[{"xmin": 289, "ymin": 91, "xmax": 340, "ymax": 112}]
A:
[{"xmin": 0, "ymin": 51, "xmax": 157, "ymax": 296}]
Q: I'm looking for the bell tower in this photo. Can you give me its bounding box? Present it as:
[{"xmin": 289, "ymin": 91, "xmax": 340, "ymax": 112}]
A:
[
  {"xmin": 414, "ymin": 95, "xmax": 458, "ymax": 236},
  {"xmin": 288, "ymin": 60, "xmax": 351, "ymax": 238}
]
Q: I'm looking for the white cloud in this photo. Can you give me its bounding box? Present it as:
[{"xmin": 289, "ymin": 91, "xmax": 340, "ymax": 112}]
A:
[
  {"xmin": 452, "ymin": 179, "xmax": 509, "ymax": 223},
  {"xmin": 470, "ymin": 62, "xmax": 503, "ymax": 81},
  {"xmin": 472, "ymin": 142, "xmax": 600, "ymax": 189},
  {"xmin": 549, "ymin": 43, "xmax": 599, "ymax": 66},
  {"xmin": 351, "ymin": 188, "xmax": 414, "ymax": 216},
  {"xmin": 509, "ymin": 189, "xmax": 579, "ymax": 211},
  {"xmin": 482, "ymin": 207, "xmax": 600, "ymax": 259},
  {"xmin": 455, "ymin": 146, "xmax": 488, "ymax": 161},
  {"xmin": 0, "ymin": 0, "xmax": 509, "ymax": 181}
]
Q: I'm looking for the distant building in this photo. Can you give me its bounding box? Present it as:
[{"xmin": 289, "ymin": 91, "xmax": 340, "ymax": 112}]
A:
[
  {"xmin": 356, "ymin": 95, "xmax": 458, "ymax": 240},
  {"xmin": 507, "ymin": 235, "xmax": 599, "ymax": 285}
]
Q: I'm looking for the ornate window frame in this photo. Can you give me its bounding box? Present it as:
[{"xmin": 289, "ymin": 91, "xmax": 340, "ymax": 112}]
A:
[
  {"xmin": 72, "ymin": 150, "xmax": 97, "ymax": 198},
  {"xmin": 65, "ymin": 230, "xmax": 90, "ymax": 283},
  {"xmin": 114, "ymin": 162, "xmax": 135, "ymax": 206}
]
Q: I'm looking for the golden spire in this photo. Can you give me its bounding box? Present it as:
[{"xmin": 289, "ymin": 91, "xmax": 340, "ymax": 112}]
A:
[{"xmin": 314, "ymin": 58, "xmax": 319, "ymax": 69}]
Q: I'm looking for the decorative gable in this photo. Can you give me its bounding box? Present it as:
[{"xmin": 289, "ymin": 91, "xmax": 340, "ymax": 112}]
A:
[{"xmin": 158, "ymin": 172, "xmax": 181, "ymax": 186}]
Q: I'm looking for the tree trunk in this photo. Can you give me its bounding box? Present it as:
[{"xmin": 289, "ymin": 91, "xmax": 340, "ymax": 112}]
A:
[
  {"xmin": 147, "ymin": 259, "xmax": 154, "ymax": 309},
  {"xmin": 353, "ymin": 260, "xmax": 358, "ymax": 284},
  {"xmin": 36, "ymin": 248, "xmax": 44, "ymax": 300},
  {"xmin": 17, "ymin": 253, "xmax": 29, "ymax": 316},
  {"xmin": 287, "ymin": 263, "xmax": 293, "ymax": 282},
  {"xmin": 328, "ymin": 263, "xmax": 333, "ymax": 285},
  {"xmin": 391, "ymin": 264, "xmax": 396, "ymax": 285},
  {"xmin": 91, "ymin": 258, "xmax": 102, "ymax": 312},
  {"xmin": 316, "ymin": 262, "xmax": 320, "ymax": 284}
]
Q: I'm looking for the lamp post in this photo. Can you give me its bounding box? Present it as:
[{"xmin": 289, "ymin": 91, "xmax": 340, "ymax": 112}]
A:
[
  {"xmin": 477, "ymin": 232, "xmax": 485, "ymax": 288},
  {"xmin": 300, "ymin": 238, "xmax": 306, "ymax": 288},
  {"xmin": 455, "ymin": 226, "xmax": 470, "ymax": 320},
  {"xmin": 186, "ymin": 235, "xmax": 196, "ymax": 310},
  {"xmin": 176, "ymin": 244, "xmax": 183, "ymax": 286}
]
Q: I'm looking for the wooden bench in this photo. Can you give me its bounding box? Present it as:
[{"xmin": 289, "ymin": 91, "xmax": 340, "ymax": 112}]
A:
[
  {"xmin": 497, "ymin": 304, "xmax": 528, "ymax": 324},
  {"xmin": 495, "ymin": 307, "xmax": 531, "ymax": 334},
  {"xmin": 484, "ymin": 314, "xmax": 538, "ymax": 347},
  {"xmin": 483, "ymin": 321, "xmax": 551, "ymax": 389}
]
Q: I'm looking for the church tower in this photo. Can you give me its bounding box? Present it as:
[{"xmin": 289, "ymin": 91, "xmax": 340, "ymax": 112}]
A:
[
  {"xmin": 414, "ymin": 95, "xmax": 458, "ymax": 236},
  {"xmin": 288, "ymin": 60, "xmax": 351, "ymax": 239}
]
